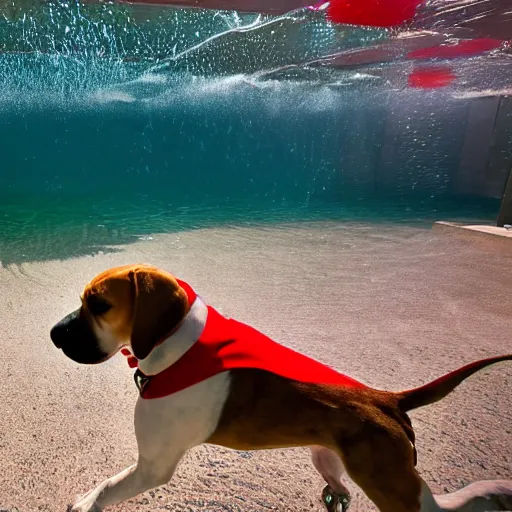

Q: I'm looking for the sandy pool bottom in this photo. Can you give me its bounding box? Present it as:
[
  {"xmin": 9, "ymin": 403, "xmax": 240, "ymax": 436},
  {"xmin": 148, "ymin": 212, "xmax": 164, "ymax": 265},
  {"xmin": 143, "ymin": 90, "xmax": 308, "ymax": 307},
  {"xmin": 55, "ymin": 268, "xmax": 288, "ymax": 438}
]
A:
[{"xmin": 0, "ymin": 221, "xmax": 510, "ymax": 511}]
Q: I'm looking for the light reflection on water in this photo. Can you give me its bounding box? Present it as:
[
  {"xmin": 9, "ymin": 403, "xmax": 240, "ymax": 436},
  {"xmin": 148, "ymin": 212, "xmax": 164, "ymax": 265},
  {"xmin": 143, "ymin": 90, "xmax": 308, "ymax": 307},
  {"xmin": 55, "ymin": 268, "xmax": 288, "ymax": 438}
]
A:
[{"xmin": 0, "ymin": 1, "xmax": 510, "ymax": 97}]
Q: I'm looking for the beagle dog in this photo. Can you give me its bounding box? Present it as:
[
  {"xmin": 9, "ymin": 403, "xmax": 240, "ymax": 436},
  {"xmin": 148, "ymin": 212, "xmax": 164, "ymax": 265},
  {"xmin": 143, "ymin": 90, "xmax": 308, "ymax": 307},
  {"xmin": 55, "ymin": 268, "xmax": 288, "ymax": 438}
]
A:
[{"xmin": 50, "ymin": 264, "xmax": 512, "ymax": 512}]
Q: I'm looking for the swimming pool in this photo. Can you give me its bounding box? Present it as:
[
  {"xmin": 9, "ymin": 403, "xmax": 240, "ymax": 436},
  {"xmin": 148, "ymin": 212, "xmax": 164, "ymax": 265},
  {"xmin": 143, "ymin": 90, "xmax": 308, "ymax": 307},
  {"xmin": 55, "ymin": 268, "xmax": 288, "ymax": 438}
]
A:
[
  {"xmin": 0, "ymin": 3, "xmax": 511, "ymax": 512},
  {"xmin": 1, "ymin": 0, "xmax": 510, "ymax": 264}
]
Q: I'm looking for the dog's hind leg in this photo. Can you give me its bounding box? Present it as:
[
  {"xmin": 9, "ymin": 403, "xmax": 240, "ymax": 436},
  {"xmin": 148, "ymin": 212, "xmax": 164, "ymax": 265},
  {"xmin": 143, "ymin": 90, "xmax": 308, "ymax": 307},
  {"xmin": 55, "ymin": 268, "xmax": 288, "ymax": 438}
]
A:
[
  {"xmin": 336, "ymin": 421, "xmax": 424, "ymax": 512},
  {"xmin": 310, "ymin": 446, "xmax": 351, "ymax": 511}
]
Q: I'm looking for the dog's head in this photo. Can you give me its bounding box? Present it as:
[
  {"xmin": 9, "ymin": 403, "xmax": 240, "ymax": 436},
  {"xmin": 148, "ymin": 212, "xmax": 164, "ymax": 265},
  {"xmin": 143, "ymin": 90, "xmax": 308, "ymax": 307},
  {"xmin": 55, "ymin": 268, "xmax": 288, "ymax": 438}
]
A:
[{"xmin": 50, "ymin": 264, "xmax": 190, "ymax": 364}]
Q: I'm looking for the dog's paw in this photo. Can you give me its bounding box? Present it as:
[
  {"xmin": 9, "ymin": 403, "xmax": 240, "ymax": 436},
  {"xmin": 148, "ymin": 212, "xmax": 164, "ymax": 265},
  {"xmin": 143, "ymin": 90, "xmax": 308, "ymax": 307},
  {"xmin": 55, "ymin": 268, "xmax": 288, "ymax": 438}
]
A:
[
  {"xmin": 322, "ymin": 485, "xmax": 351, "ymax": 512},
  {"xmin": 67, "ymin": 501, "xmax": 102, "ymax": 512}
]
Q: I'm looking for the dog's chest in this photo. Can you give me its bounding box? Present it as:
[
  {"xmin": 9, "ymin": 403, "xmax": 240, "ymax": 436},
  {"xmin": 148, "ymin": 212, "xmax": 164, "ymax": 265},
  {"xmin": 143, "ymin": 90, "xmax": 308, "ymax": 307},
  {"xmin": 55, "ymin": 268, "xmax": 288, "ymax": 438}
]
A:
[{"xmin": 134, "ymin": 372, "xmax": 232, "ymax": 459}]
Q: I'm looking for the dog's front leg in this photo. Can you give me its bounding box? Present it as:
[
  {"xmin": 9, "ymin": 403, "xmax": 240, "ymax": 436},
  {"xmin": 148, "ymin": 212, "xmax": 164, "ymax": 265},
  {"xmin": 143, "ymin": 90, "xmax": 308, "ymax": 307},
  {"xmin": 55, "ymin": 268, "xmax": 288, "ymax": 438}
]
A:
[
  {"xmin": 69, "ymin": 374, "xmax": 231, "ymax": 512},
  {"xmin": 433, "ymin": 479, "xmax": 512, "ymax": 511},
  {"xmin": 69, "ymin": 453, "xmax": 184, "ymax": 512}
]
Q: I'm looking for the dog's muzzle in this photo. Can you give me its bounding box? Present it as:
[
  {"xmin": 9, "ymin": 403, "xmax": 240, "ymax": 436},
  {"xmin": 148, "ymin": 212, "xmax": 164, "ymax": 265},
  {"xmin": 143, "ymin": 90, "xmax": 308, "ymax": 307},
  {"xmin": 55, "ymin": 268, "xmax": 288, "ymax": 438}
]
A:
[
  {"xmin": 51, "ymin": 309, "xmax": 83, "ymax": 349},
  {"xmin": 51, "ymin": 309, "xmax": 109, "ymax": 364}
]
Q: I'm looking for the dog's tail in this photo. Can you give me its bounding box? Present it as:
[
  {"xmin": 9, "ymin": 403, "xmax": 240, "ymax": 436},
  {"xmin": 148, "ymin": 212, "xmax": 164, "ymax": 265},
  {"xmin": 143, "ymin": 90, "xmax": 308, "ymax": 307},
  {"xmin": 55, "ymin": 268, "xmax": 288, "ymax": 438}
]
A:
[{"xmin": 397, "ymin": 354, "xmax": 512, "ymax": 412}]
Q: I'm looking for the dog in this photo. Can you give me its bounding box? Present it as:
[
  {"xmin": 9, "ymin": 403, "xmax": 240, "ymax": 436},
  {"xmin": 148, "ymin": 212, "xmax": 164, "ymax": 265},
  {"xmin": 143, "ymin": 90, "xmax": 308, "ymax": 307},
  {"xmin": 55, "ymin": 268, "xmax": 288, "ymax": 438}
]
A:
[{"xmin": 50, "ymin": 264, "xmax": 512, "ymax": 512}]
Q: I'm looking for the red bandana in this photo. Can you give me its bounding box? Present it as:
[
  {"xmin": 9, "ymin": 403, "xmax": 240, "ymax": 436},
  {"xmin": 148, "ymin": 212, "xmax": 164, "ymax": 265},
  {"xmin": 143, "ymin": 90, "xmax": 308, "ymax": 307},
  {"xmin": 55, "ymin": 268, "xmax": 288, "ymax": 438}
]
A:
[{"xmin": 126, "ymin": 280, "xmax": 367, "ymax": 399}]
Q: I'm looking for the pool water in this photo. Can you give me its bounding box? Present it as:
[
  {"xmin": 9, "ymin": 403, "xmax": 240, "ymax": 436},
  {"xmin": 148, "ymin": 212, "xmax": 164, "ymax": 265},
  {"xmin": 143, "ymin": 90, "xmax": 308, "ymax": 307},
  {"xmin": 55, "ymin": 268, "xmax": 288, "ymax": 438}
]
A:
[{"xmin": 0, "ymin": 0, "xmax": 510, "ymax": 265}]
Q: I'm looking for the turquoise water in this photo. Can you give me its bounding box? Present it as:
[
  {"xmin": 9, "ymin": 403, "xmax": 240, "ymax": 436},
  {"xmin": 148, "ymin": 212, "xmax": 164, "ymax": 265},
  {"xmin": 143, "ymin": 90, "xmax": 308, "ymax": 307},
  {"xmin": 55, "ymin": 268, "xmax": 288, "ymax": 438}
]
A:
[
  {"xmin": 0, "ymin": 193, "xmax": 499, "ymax": 265},
  {"xmin": 0, "ymin": 1, "xmax": 508, "ymax": 265}
]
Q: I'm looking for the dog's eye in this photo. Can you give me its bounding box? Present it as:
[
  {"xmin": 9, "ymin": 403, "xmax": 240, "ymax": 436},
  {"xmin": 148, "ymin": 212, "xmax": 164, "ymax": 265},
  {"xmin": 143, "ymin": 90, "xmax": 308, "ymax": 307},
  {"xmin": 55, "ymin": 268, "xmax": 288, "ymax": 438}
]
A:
[{"xmin": 86, "ymin": 295, "xmax": 112, "ymax": 316}]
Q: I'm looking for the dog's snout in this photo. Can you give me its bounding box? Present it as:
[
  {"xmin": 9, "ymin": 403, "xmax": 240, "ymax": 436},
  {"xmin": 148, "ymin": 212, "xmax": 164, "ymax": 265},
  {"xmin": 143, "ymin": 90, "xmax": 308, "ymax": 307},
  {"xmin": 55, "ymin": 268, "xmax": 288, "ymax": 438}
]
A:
[
  {"xmin": 51, "ymin": 309, "xmax": 81, "ymax": 349},
  {"xmin": 50, "ymin": 308, "xmax": 110, "ymax": 364},
  {"xmin": 50, "ymin": 324, "xmax": 65, "ymax": 349}
]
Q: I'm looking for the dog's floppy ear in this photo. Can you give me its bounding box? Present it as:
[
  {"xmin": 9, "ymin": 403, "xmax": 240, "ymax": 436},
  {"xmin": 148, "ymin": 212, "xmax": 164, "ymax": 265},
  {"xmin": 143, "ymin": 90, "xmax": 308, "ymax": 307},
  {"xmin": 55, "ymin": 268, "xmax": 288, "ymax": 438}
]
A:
[{"xmin": 129, "ymin": 267, "xmax": 188, "ymax": 360}]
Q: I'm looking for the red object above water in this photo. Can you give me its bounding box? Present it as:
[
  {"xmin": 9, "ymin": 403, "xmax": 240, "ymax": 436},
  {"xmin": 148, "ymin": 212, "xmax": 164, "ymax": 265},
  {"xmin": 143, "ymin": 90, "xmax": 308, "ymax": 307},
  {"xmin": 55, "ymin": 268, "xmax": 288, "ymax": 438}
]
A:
[
  {"xmin": 327, "ymin": 0, "xmax": 423, "ymax": 27},
  {"xmin": 408, "ymin": 38, "xmax": 503, "ymax": 60},
  {"xmin": 408, "ymin": 66, "xmax": 456, "ymax": 89}
]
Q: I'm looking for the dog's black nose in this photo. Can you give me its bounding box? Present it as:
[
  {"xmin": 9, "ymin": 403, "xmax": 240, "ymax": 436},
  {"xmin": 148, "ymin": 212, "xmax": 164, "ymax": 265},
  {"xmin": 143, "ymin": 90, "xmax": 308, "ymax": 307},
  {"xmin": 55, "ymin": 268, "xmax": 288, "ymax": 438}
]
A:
[
  {"xmin": 51, "ymin": 309, "xmax": 81, "ymax": 349},
  {"xmin": 50, "ymin": 324, "xmax": 64, "ymax": 348}
]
